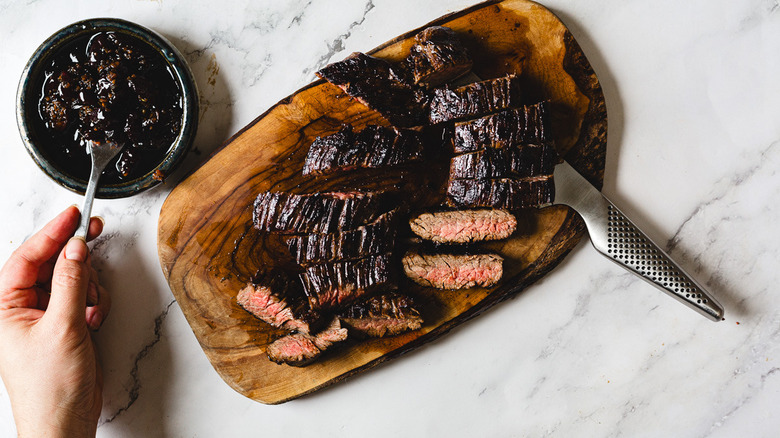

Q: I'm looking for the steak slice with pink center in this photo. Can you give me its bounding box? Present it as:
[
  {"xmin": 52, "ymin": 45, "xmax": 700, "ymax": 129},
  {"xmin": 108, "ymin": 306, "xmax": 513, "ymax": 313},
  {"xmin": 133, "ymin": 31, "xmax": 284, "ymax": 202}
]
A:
[
  {"xmin": 266, "ymin": 318, "xmax": 348, "ymax": 366},
  {"xmin": 409, "ymin": 209, "xmax": 517, "ymax": 243},
  {"xmin": 236, "ymin": 269, "xmax": 323, "ymax": 334},
  {"xmin": 402, "ymin": 250, "xmax": 503, "ymax": 290}
]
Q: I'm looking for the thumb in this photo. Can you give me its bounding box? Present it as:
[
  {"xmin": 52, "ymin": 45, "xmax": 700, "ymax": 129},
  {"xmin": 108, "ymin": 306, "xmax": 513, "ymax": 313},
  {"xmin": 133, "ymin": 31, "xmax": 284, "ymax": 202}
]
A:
[{"xmin": 45, "ymin": 236, "xmax": 90, "ymax": 327}]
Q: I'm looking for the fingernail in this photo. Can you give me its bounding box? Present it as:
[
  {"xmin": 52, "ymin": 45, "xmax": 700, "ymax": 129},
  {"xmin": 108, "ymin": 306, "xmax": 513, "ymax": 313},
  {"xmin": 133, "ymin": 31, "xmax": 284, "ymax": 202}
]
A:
[
  {"xmin": 65, "ymin": 236, "xmax": 88, "ymax": 262},
  {"xmin": 95, "ymin": 216, "xmax": 106, "ymax": 227},
  {"xmin": 87, "ymin": 282, "xmax": 99, "ymax": 306},
  {"xmin": 89, "ymin": 310, "xmax": 103, "ymax": 331}
]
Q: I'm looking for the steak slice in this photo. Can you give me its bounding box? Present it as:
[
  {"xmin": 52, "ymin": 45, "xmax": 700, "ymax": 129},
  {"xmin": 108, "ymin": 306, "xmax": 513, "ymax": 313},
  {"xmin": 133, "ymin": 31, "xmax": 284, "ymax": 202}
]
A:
[
  {"xmin": 449, "ymin": 144, "xmax": 557, "ymax": 180},
  {"xmin": 302, "ymin": 125, "xmax": 423, "ymax": 176},
  {"xmin": 446, "ymin": 176, "xmax": 554, "ymax": 209},
  {"xmin": 402, "ymin": 250, "xmax": 503, "ymax": 289},
  {"xmin": 286, "ymin": 209, "xmax": 397, "ymax": 266},
  {"xmin": 403, "ymin": 26, "xmax": 472, "ymax": 88},
  {"xmin": 300, "ymin": 254, "xmax": 394, "ymax": 311},
  {"xmin": 339, "ymin": 291, "xmax": 423, "ymax": 337},
  {"xmin": 428, "ymin": 74, "xmax": 523, "ymax": 125},
  {"xmin": 253, "ymin": 191, "xmax": 386, "ymax": 234},
  {"xmin": 316, "ymin": 52, "xmax": 428, "ymax": 127},
  {"xmin": 266, "ymin": 333, "xmax": 320, "ymax": 366},
  {"xmin": 452, "ymin": 101, "xmax": 549, "ymax": 153},
  {"xmin": 409, "ymin": 209, "xmax": 517, "ymax": 243},
  {"xmin": 236, "ymin": 269, "xmax": 323, "ymax": 334},
  {"xmin": 266, "ymin": 318, "xmax": 348, "ymax": 366}
]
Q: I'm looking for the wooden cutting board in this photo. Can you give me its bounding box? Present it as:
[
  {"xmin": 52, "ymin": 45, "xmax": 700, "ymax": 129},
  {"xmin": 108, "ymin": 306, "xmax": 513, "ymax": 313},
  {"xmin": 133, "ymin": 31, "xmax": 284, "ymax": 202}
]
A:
[{"xmin": 157, "ymin": 0, "xmax": 606, "ymax": 404}]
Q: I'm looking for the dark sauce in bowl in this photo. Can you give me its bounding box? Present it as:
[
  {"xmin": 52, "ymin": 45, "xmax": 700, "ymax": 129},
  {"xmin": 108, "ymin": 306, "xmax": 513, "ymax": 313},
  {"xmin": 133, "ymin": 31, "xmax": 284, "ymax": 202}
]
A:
[{"xmin": 37, "ymin": 31, "xmax": 183, "ymax": 183}]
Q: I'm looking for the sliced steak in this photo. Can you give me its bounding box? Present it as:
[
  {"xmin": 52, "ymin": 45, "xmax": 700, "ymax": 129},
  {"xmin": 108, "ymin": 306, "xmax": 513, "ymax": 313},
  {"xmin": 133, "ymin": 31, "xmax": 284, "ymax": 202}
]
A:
[
  {"xmin": 409, "ymin": 209, "xmax": 517, "ymax": 243},
  {"xmin": 428, "ymin": 74, "xmax": 522, "ymax": 125},
  {"xmin": 403, "ymin": 26, "xmax": 472, "ymax": 88},
  {"xmin": 402, "ymin": 250, "xmax": 503, "ymax": 289},
  {"xmin": 265, "ymin": 333, "xmax": 320, "ymax": 366},
  {"xmin": 253, "ymin": 191, "xmax": 386, "ymax": 234},
  {"xmin": 300, "ymin": 254, "xmax": 394, "ymax": 311},
  {"xmin": 452, "ymin": 101, "xmax": 549, "ymax": 153},
  {"xmin": 316, "ymin": 52, "xmax": 428, "ymax": 127},
  {"xmin": 286, "ymin": 209, "xmax": 397, "ymax": 266},
  {"xmin": 236, "ymin": 269, "xmax": 323, "ymax": 334},
  {"xmin": 266, "ymin": 318, "xmax": 348, "ymax": 366},
  {"xmin": 446, "ymin": 176, "xmax": 554, "ymax": 209},
  {"xmin": 339, "ymin": 291, "xmax": 423, "ymax": 337},
  {"xmin": 449, "ymin": 144, "xmax": 557, "ymax": 180},
  {"xmin": 310, "ymin": 317, "xmax": 349, "ymax": 350},
  {"xmin": 302, "ymin": 125, "xmax": 423, "ymax": 176}
]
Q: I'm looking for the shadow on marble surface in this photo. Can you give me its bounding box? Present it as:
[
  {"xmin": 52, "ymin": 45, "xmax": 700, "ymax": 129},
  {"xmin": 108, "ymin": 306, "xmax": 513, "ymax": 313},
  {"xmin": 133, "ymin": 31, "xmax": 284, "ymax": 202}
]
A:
[
  {"xmin": 665, "ymin": 241, "xmax": 751, "ymax": 321},
  {"xmin": 546, "ymin": 9, "xmax": 747, "ymax": 323},
  {"xmin": 548, "ymin": 7, "xmax": 625, "ymax": 192},
  {"xmin": 89, "ymin": 234, "xmax": 175, "ymax": 435},
  {"xmin": 158, "ymin": 33, "xmax": 236, "ymax": 191}
]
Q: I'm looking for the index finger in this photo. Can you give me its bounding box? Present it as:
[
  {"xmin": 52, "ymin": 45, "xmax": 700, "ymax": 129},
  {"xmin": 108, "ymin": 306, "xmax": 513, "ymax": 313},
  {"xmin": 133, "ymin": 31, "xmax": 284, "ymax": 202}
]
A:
[{"xmin": 0, "ymin": 206, "xmax": 81, "ymax": 293}]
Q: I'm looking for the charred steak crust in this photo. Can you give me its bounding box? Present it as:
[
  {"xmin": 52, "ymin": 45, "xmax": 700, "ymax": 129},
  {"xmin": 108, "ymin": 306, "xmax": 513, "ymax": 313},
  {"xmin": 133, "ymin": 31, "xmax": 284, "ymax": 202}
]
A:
[
  {"xmin": 339, "ymin": 291, "xmax": 423, "ymax": 338},
  {"xmin": 236, "ymin": 269, "xmax": 323, "ymax": 334},
  {"xmin": 428, "ymin": 74, "xmax": 523, "ymax": 125},
  {"xmin": 299, "ymin": 254, "xmax": 395, "ymax": 311},
  {"xmin": 316, "ymin": 52, "xmax": 428, "ymax": 127},
  {"xmin": 302, "ymin": 125, "xmax": 423, "ymax": 176},
  {"xmin": 266, "ymin": 318, "xmax": 348, "ymax": 366},
  {"xmin": 253, "ymin": 191, "xmax": 386, "ymax": 234},
  {"xmin": 403, "ymin": 26, "xmax": 472, "ymax": 88},
  {"xmin": 402, "ymin": 250, "xmax": 504, "ymax": 290},
  {"xmin": 446, "ymin": 177, "xmax": 554, "ymax": 210},
  {"xmin": 452, "ymin": 101, "xmax": 550, "ymax": 153},
  {"xmin": 409, "ymin": 209, "xmax": 517, "ymax": 243},
  {"xmin": 286, "ymin": 209, "xmax": 398, "ymax": 266},
  {"xmin": 448, "ymin": 144, "xmax": 557, "ymax": 180}
]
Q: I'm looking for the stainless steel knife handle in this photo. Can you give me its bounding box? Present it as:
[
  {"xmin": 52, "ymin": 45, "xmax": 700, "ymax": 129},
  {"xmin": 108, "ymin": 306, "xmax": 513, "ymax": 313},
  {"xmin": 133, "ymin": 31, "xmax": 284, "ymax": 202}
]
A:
[{"xmin": 553, "ymin": 161, "xmax": 724, "ymax": 321}]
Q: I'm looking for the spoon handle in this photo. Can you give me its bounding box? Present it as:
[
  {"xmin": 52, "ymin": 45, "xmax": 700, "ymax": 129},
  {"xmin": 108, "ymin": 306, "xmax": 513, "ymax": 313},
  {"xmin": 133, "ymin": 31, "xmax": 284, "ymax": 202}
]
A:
[{"xmin": 74, "ymin": 163, "xmax": 102, "ymax": 239}]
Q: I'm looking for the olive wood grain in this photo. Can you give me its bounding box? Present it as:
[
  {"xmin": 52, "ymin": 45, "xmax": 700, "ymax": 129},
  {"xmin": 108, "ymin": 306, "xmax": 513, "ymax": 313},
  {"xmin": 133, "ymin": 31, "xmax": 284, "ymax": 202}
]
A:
[{"xmin": 157, "ymin": 0, "xmax": 607, "ymax": 404}]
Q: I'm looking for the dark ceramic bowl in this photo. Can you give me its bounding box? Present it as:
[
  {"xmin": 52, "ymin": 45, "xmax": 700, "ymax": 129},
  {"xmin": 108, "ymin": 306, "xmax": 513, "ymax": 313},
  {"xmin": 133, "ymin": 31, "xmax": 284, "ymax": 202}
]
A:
[{"xmin": 16, "ymin": 18, "xmax": 198, "ymax": 198}]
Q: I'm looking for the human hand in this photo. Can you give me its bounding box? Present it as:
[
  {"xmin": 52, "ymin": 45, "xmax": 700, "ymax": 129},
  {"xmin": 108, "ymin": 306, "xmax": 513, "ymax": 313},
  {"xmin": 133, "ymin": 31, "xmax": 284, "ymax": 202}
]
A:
[{"xmin": 0, "ymin": 206, "xmax": 111, "ymax": 437}]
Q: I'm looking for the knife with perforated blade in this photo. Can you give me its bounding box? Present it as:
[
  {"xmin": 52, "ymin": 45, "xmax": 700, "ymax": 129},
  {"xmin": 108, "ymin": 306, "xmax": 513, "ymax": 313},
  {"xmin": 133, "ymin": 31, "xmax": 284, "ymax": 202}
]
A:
[{"xmin": 552, "ymin": 160, "xmax": 724, "ymax": 321}]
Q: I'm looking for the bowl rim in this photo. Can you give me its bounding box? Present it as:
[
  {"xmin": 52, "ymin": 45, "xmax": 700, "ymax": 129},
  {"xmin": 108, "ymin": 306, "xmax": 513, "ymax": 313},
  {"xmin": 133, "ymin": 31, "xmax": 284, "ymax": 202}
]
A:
[{"xmin": 16, "ymin": 17, "xmax": 199, "ymax": 199}]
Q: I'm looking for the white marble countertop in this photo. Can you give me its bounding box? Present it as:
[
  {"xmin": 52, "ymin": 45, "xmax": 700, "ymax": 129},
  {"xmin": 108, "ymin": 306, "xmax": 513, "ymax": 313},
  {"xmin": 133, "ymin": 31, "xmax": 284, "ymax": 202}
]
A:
[{"xmin": 1, "ymin": 0, "xmax": 778, "ymax": 436}]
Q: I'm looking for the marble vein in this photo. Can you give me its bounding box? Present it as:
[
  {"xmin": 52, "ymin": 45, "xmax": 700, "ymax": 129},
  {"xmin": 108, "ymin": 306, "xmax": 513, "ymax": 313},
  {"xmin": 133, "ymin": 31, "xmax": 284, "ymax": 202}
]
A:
[
  {"xmin": 704, "ymin": 366, "xmax": 780, "ymax": 437},
  {"xmin": 100, "ymin": 299, "xmax": 177, "ymax": 425},
  {"xmin": 303, "ymin": 0, "xmax": 376, "ymax": 77},
  {"xmin": 287, "ymin": 0, "xmax": 314, "ymax": 29},
  {"xmin": 536, "ymin": 291, "xmax": 593, "ymax": 360},
  {"xmin": 1, "ymin": 1, "xmax": 780, "ymax": 436},
  {"xmin": 666, "ymin": 139, "xmax": 779, "ymax": 259}
]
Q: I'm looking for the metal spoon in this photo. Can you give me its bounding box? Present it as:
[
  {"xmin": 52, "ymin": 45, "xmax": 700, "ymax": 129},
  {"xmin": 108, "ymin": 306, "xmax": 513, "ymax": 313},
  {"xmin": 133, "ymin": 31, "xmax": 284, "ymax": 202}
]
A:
[{"xmin": 74, "ymin": 140, "xmax": 124, "ymax": 238}]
